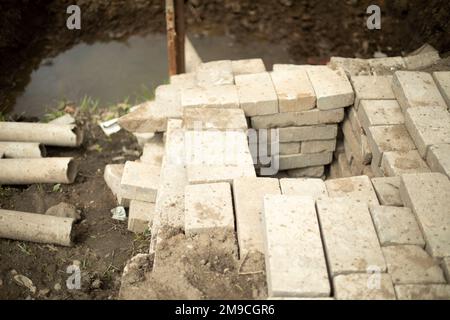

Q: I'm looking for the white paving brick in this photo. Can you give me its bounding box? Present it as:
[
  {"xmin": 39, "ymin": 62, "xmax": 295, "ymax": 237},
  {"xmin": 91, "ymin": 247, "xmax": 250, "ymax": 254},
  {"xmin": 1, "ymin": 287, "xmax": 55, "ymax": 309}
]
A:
[
  {"xmin": 382, "ymin": 245, "xmax": 446, "ymax": 285},
  {"xmin": 280, "ymin": 178, "xmax": 328, "ymax": 199},
  {"xmin": 316, "ymin": 198, "xmax": 386, "ymax": 276},
  {"xmin": 286, "ymin": 166, "xmax": 324, "ymax": 178},
  {"xmin": 155, "ymin": 84, "xmax": 182, "ymax": 107},
  {"xmin": 120, "ymin": 161, "xmax": 160, "ymax": 202},
  {"xmin": 270, "ymin": 70, "xmax": 316, "ymax": 112},
  {"xmin": 279, "ymin": 152, "xmax": 333, "ymax": 170},
  {"xmin": 358, "ymin": 100, "xmax": 404, "ymax": 133},
  {"xmin": 231, "ymin": 58, "xmax": 266, "ymax": 76},
  {"xmin": 301, "ymin": 139, "xmax": 336, "ymax": 154},
  {"xmin": 170, "ymin": 72, "xmax": 196, "ymax": 87},
  {"xmin": 392, "ymin": 71, "xmax": 447, "ymax": 112},
  {"xmin": 325, "ymin": 175, "xmax": 379, "ymax": 206},
  {"xmin": 371, "ymin": 176, "xmax": 403, "ymax": 206},
  {"xmin": 350, "ymin": 75, "xmax": 395, "ymax": 109},
  {"xmin": 381, "ymin": 150, "xmax": 430, "ymax": 177},
  {"xmin": 368, "ymin": 56, "xmax": 406, "ymax": 75},
  {"xmin": 263, "ymin": 195, "xmax": 330, "ymax": 297},
  {"xmin": 328, "ymin": 57, "xmax": 371, "ymax": 77},
  {"xmin": 196, "ymin": 60, "xmax": 234, "ymax": 86},
  {"xmin": 370, "ymin": 206, "xmax": 425, "ymax": 246},
  {"xmin": 182, "ymin": 108, "xmax": 247, "ymax": 131},
  {"xmin": 140, "ymin": 138, "xmax": 164, "ymax": 166},
  {"xmin": 426, "ymin": 144, "xmax": 450, "ymax": 178},
  {"xmin": 232, "ymin": 177, "xmax": 281, "ymax": 258},
  {"xmin": 404, "ymin": 51, "xmax": 441, "ymax": 70},
  {"xmin": 400, "ymin": 173, "xmax": 450, "ymax": 258},
  {"xmin": 433, "ymin": 71, "xmax": 450, "ymax": 109},
  {"xmin": 128, "ymin": 200, "xmax": 154, "ymax": 233},
  {"xmin": 404, "ymin": 105, "xmax": 450, "ymax": 158},
  {"xmin": 279, "ymin": 125, "xmax": 337, "ymax": 142},
  {"xmin": 333, "ymin": 274, "xmax": 396, "ymax": 300},
  {"xmin": 181, "ymin": 85, "xmax": 239, "ymax": 109},
  {"xmin": 104, "ymin": 164, "xmax": 128, "ymax": 207},
  {"xmin": 184, "ymin": 182, "xmax": 234, "ymax": 236},
  {"xmin": 251, "ymin": 108, "xmax": 344, "ymax": 129},
  {"xmin": 395, "ymin": 284, "xmax": 450, "ymax": 300},
  {"xmin": 306, "ymin": 66, "xmax": 354, "ymax": 110},
  {"xmin": 342, "ymin": 118, "xmax": 372, "ymax": 165},
  {"xmin": 278, "ymin": 142, "xmax": 301, "ymax": 155},
  {"xmin": 366, "ymin": 124, "xmax": 416, "ymax": 167},
  {"xmin": 235, "ymin": 72, "xmax": 278, "ymax": 116}
]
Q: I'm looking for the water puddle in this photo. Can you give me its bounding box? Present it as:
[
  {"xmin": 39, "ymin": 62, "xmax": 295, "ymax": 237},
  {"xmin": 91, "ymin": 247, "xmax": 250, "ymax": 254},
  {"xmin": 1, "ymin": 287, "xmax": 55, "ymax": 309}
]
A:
[{"xmin": 11, "ymin": 33, "xmax": 291, "ymax": 118}]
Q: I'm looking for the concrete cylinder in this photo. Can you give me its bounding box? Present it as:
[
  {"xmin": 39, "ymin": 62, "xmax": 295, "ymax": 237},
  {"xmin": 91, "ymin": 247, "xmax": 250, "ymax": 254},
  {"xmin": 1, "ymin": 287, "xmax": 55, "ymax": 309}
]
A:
[
  {"xmin": 0, "ymin": 122, "xmax": 83, "ymax": 147},
  {"xmin": 0, "ymin": 209, "xmax": 74, "ymax": 246},
  {"xmin": 0, "ymin": 158, "xmax": 78, "ymax": 184},
  {"xmin": 0, "ymin": 142, "xmax": 46, "ymax": 158}
]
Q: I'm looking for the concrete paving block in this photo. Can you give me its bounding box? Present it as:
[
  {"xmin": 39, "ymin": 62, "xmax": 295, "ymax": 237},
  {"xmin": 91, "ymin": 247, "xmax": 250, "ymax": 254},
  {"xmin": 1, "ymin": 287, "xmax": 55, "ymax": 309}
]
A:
[
  {"xmin": 333, "ymin": 274, "xmax": 396, "ymax": 300},
  {"xmin": 118, "ymin": 101, "xmax": 181, "ymax": 133},
  {"xmin": 328, "ymin": 57, "xmax": 371, "ymax": 77},
  {"xmin": 404, "ymin": 51, "xmax": 441, "ymax": 70},
  {"xmin": 181, "ymin": 85, "xmax": 239, "ymax": 109},
  {"xmin": 342, "ymin": 118, "xmax": 372, "ymax": 165},
  {"xmin": 279, "ymin": 142, "xmax": 301, "ymax": 155},
  {"xmin": 392, "ymin": 71, "xmax": 447, "ymax": 112},
  {"xmin": 404, "ymin": 105, "xmax": 450, "ymax": 158},
  {"xmin": 272, "ymin": 64, "xmax": 313, "ymax": 72},
  {"xmin": 286, "ymin": 166, "xmax": 324, "ymax": 178},
  {"xmin": 395, "ymin": 284, "xmax": 450, "ymax": 300},
  {"xmin": 140, "ymin": 138, "xmax": 164, "ymax": 167},
  {"xmin": 170, "ymin": 72, "xmax": 197, "ymax": 87},
  {"xmin": 152, "ymin": 119, "xmax": 186, "ymax": 240},
  {"xmin": 270, "ymin": 70, "xmax": 316, "ymax": 112},
  {"xmin": 426, "ymin": 144, "xmax": 450, "ymax": 178},
  {"xmin": 367, "ymin": 56, "xmax": 406, "ymax": 75},
  {"xmin": 231, "ymin": 58, "xmax": 266, "ymax": 76},
  {"xmin": 183, "ymin": 108, "xmax": 247, "ymax": 131},
  {"xmin": 279, "ymin": 124, "xmax": 337, "ymax": 142},
  {"xmin": 381, "ymin": 150, "xmax": 430, "ymax": 177},
  {"xmin": 306, "ymin": 66, "xmax": 355, "ymax": 110},
  {"xmin": 155, "ymin": 84, "xmax": 182, "ymax": 107},
  {"xmin": 235, "ymin": 72, "xmax": 278, "ymax": 116},
  {"xmin": 120, "ymin": 161, "xmax": 160, "ymax": 203},
  {"xmin": 400, "ymin": 172, "xmax": 450, "ymax": 258},
  {"xmin": 187, "ymin": 164, "xmax": 256, "ymax": 184},
  {"xmin": 382, "ymin": 245, "xmax": 446, "ymax": 285},
  {"xmin": 358, "ymin": 100, "xmax": 404, "ymax": 132},
  {"xmin": 128, "ymin": 200, "xmax": 154, "ymax": 233},
  {"xmin": 350, "ymin": 75, "xmax": 395, "ymax": 109},
  {"xmin": 442, "ymin": 257, "xmax": 450, "ymax": 283},
  {"xmin": 195, "ymin": 60, "xmax": 234, "ymax": 86},
  {"xmin": 104, "ymin": 164, "xmax": 129, "ymax": 207},
  {"xmin": 316, "ymin": 198, "xmax": 386, "ymax": 276},
  {"xmin": 279, "ymin": 152, "xmax": 333, "ymax": 170},
  {"xmin": 263, "ymin": 195, "xmax": 330, "ymax": 297},
  {"xmin": 184, "ymin": 182, "xmax": 234, "ymax": 236},
  {"xmin": 301, "ymin": 139, "xmax": 336, "ymax": 154},
  {"xmin": 371, "ymin": 160, "xmax": 384, "ymax": 178},
  {"xmin": 371, "ymin": 176, "xmax": 403, "ymax": 206},
  {"xmin": 348, "ymin": 107, "xmax": 364, "ymax": 138},
  {"xmin": 280, "ymin": 178, "xmax": 328, "ymax": 199},
  {"xmin": 232, "ymin": 177, "xmax": 281, "ymax": 258},
  {"xmin": 251, "ymin": 108, "xmax": 344, "ymax": 129},
  {"xmin": 325, "ymin": 175, "xmax": 379, "ymax": 206},
  {"xmin": 370, "ymin": 206, "xmax": 425, "ymax": 246},
  {"xmin": 337, "ymin": 152, "xmax": 352, "ymax": 178},
  {"xmin": 366, "ymin": 124, "xmax": 416, "ymax": 167},
  {"xmin": 433, "ymin": 71, "xmax": 450, "ymax": 109}
]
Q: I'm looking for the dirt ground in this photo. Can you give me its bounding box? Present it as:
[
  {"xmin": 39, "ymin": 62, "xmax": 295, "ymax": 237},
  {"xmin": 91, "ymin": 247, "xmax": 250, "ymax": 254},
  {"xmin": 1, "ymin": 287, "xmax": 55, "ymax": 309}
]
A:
[{"xmin": 0, "ymin": 111, "xmax": 151, "ymax": 300}]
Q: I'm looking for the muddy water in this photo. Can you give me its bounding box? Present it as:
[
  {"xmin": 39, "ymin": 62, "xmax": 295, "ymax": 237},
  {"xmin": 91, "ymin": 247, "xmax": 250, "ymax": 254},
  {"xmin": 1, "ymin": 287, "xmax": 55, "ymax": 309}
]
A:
[{"xmin": 12, "ymin": 33, "xmax": 291, "ymax": 118}]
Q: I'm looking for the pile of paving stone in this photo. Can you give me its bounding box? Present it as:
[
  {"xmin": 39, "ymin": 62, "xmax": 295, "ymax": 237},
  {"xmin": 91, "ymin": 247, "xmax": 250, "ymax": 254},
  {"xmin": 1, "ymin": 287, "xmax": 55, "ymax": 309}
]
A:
[
  {"xmin": 102, "ymin": 52, "xmax": 450, "ymax": 299},
  {"xmin": 329, "ymin": 50, "xmax": 450, "ymax": 180}
]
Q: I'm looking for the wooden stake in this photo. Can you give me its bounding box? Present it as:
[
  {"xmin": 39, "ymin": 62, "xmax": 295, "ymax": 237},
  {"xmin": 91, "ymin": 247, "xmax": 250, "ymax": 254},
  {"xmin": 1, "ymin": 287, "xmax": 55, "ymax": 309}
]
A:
[{"xmin": 166, "ymin": 0, "xmax": 185, "ymax": 76}]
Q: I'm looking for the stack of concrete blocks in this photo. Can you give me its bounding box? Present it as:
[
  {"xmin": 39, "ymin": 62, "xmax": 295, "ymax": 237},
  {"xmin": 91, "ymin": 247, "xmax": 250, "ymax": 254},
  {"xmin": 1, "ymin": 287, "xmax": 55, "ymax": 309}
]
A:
[
  {"xmin": 334, "ymin": 67, "xmax": 450, "ymax": 179},
  {"xmin": 329, "ymin": 44, "xmax": 441, "ymax": 77},
  {"xmin": 392, "ymin": 71, "xmax": 450, "ymax": 179},
  {"xmin": 258, "ymin": 174, "xmax": 450, "ymax": 299},
  {"xmin": 103, "ymin": 134, "xmax": 163, "ymax": 233},
  {"xmin": 250, "ymin": 64, "xmax": 353, "ymax": 178}
]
